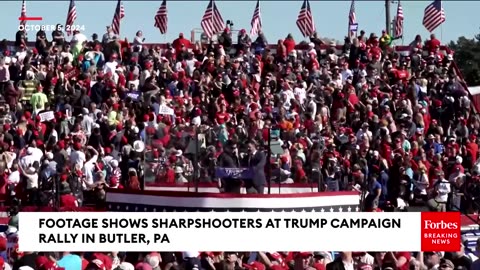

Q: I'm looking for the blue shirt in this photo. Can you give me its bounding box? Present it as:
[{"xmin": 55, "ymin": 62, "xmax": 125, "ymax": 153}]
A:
[
  {"xmin": 57, "ymin": 254, "xmax": 82, "ymax": 270},
  {"xmin": 424, "ymin": 142, "xmax": 444, "ymax": 155},
  {"xmin": 369, "ymin": 180, "xmax": 382, "ymax": 195},
  {"xmin": 82, "ymin": 61, "xmax": 91, "ymax": 73},
  {"xmin": 378, "ymin": 171, "xmax": 389, "ymax": 201}
]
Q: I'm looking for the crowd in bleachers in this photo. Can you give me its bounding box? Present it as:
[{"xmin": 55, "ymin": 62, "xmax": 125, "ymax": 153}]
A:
[{"xmin": 0, "ymin": 24, "xmax": 479, "ymax": 270}]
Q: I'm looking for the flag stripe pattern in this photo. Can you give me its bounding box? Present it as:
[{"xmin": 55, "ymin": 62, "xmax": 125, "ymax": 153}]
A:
[
  {"xmin": 65, "ymin": 0, "xmax": 77, "ymax": 36},
  {"xmin": 394, "ymin": 0, "xmax": 404, "ymax": 38},
  {"xmin": 154, "ymin": 0, "xmax": 168, "ymax": 34},
  {"xmin": 106, "ymin": 190, "xmax": 361, "ymax": 213},
  {"xmin": 108, "ymin": 203, "xmax": 361, "ymax": 213},
  {"xmin": 250, "ymin": 0, "xmax": 262, "ymax": 36},
  {"xmin": 111, "ymin": 0, "xmax": 125, "ymax": 35},
  {"xmin": 201, "ymin": 0, "xmax": 225, "ymax": 38},
  {"xmin": 349, "ymin": 0, "xmax": 356, "ymax": 26},
  {"xmin": 19, "ymin": 0, "xmax": 26, "ymax": 27},
  {"xmin": 296, "ymin": 0, "xmax": 315, "ymax": 37},
  {"xmin": 423, "ymin": 0, "xmax": 445, "ymax": 32}
]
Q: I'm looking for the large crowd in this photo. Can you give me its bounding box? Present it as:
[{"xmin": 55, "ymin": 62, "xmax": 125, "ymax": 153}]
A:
[{"xmin": 0, "ymin": 21, "xmax": 478, "ymax": 270}]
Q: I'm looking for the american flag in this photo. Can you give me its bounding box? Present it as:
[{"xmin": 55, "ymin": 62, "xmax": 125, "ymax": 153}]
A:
[
  {"xmin": 19, "ymin": 0, "xmax": 26, "ymax": 27},
  {"xmin": 111, "ymin": 0, "xmax": 125, "ymax": 35},
  {"xmin": 154, "ymin": 0, "xmax": 168, "ymax": 34},
  {"xmin": 201, "ymin": 0, "xmax": 225, "ymax": 38},
  {"xmin": 250, "ymin": 0, "xmax": 262, "ymax": 36},
  {"xmin": 65, "ymin": 0, "xmax": 77, "ymax": 36},
  {"xmin": 296, "ymin": 0, "xmax": 315, "ymax": 38},
  {"xmin": 348, "ymin": 0, "xmax": 356, "ymax": 26},
  {"xmin": 423, "ymin": 0, "xmax": 445, "ymax": 33},
  {"xmin": 394, "ymin": 1, "xmax": 404, "ymax": 38}
]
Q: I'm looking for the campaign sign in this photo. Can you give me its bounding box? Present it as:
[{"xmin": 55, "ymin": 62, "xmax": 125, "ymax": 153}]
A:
[
  {"xmin": 349, "ymin": 23, "xmax": 358, "ymax": 32},
  {"xmin": 126, "ymin": 91, "xmax": 141, "ymax": 101},
  {"xmin": 159, "ymin": 105, "xmax": 174, "ymax": 116},
  {"xmin": 215, "ymin": 167, "xmax": 253, "ymax": 179},
  {"xmin": 64, "ymin": 67, "xmax": 80, "ymax": 80},
  {"xmin": 38, "ymin": 111, "xmax": 55, "ymax": 122}
]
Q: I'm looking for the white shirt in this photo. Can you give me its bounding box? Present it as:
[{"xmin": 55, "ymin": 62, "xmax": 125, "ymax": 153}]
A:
[
  {"xmin": 24, "ymin": 173, "xmax": 38, "ymax": 189},
  {"xmin": 4, "ymin": 152, "xmax": 16, "ymax": 169},
  {"xmin": 308, "ymin": 100, "xmax": 317, "ymax": 118},
  {"xmin": 139, "ymin": 69, "xmax": 151, "ymax": 87},
  {"xmin": 185, "ymin": 59, "xmax": 198, "ymax": 77},
  {"xmin": 449, "ymin": 171, "xmax": 466, "ymax": 183},
  {"xmin": 7, "ymin": 171, "xmax": 20, "ymax": 185},
  {"xmin": 29, "ymin": 147, "xmax": 43, "ymax": 162},
  {"xmin": 294, "ymin": 87, "xmax": 307, "ymax": 105},
  {"xmin": 50, "ymin": 129, "xmax": 58, "ymax": 143},
  {"xmin": 356, "ymin": 129, "xmax": 372, "ymax": 142},
  {"xmin": 358, "ymin": 254, "xmax": 374, "ymax": 265},
  {"xmin": 281, "ymin": 89, "xmax": 295, "ymax": 103},
  {"xmin": 71, "ymin": 33, "xmax": 88, "ymax": 46},
  {"xmin": 81, "ymin": 115, "xmax": 94, "ymax": 137},
  {"xmin": 342, "ymin": 260, "xmax": 354, "ymax": 270},
  {"xmin": 415, "ymin": 173, "xmax": 429, "ymax": 195},
  {"xmin": 133, "ymin": 36, "xmax": 143, "ymax": 51},
  {"xmin": 341, "ymin": 69, "xmax": 353, "ymax": 82},
  {"xmin": 435, "ymin": 178, "xmax": 451, "ymax": 203},
  {"xmin": 70, "ymin": 150, "xmax": 86, "ymax": 169},
  {"xmin": 20, "ymin": 155, "xmax": 35, "ymax": 169},
  {"xmin": 60, "ymin": 52, "xmax": 74, "ymax": 63},
  {"xmin": 129, "ymin": 79, "xmax": 140, "ymax": 90},
  {"xmin": 16, "ymin": 51, "xmax": 27, "ymax": 64},
  {"xmin": 174, "ymin": 62, "xmax": 183, "ymax": 72},
  {"xmin": 83, "ymin": 155, "xmax": 98, "ymax": 188},
  {"xmin": 104, "ymin": 61, "xmax": 118, "ymax": 75}
]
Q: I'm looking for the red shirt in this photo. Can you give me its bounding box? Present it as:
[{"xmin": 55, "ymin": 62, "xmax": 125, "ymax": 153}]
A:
[
  {"xmin": 394, "ymin": 252, "xmax": 411, "ymax": 270},
  {"xmin": 215, "ymin": 112, "xmax": 230, "ymax": 125},
  {"xmin": 427, "ymin": 38, "xmax": 441, "ymax": 52},
  {"xmin": 283, "ymin": 39, "xmax": 296, "ymax": 55},
  {"xmin": 172, "ymin": 38, "xmax": 192, "ymax": 52},
  {"xmin": 60, "ymin": 194, "xmax": 77, "ymax": 208},
  {"xmin": 118, "ymin": 40, "xmax": 131, "ymax": 60},
  {"xmin": 380, "ymin": 142, "xmax": 392, "ymax": 165},
  {"xmin": 370, "ymin": 46, "xmax": 382, "ymax": 58},
  {"xmin": 0, "ymin": 174, "xmax": 6, "ymax": 197},
  {"xmin": 307, "ymin": 59, "xmax": 320, "ymax": 71},
  {"xmin": 467, "ymin": 142, "xmax": 478, "ymax": 164},
  {"xmin": 396, "ymin": 69, "xmax": 409, "ymax": 80},
  {"xmin": 164, "ymin": 168, "xmax": 175, "ymax": 183},
  {"xmin": 81, "ymin": 258, "xmax": 89, "ymax": 270},
  {"xmin": 348, "ymin": 93, "xmax": 359, "ymax": 112},
  {"xmin": 304, "ymin": 119, "xmax": 314, "ymax": 134}
]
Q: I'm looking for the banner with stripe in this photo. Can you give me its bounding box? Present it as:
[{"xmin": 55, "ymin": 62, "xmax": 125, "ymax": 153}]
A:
[{"xmin": 106, "ymin": 190, "xmax": 361, "ymax": 212}]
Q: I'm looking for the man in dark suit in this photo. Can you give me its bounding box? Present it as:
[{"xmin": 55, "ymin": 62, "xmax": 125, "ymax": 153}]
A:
[
  {"xmin": 326, "ymin": 252, "xmax": 353, "ymax": 270},
  {"xmin": 218, "ymin": 141, "xmax": 242, "ymax": 194},
  {"xmin": 245, "ymin": 141, "xmax": 266, "ymax": 194}
]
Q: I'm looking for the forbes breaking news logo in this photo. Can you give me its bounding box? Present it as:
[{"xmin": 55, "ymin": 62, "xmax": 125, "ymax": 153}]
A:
[{"xmin": 421, "ymin": 212, "xmax": 461, "ymax": 252}]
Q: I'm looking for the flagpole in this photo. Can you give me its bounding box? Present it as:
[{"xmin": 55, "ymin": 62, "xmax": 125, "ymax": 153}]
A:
[
  {"xmin": 440, "ymin": 25, "xmax": 443, "ymax": 41},
  {"xmin": 385, "ymin": 0, "xmax": 391, "ymax": 35}
]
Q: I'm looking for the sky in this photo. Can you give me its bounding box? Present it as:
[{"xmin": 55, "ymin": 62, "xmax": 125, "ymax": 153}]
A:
[{"xmin": 0, "ymin": 0, "xmax": 478, "ymax": 45}]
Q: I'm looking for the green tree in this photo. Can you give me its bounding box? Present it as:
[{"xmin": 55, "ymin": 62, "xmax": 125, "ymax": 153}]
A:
[{"xmin": 449, "ymin": 31, "xmax": 480, "ymax": 86}]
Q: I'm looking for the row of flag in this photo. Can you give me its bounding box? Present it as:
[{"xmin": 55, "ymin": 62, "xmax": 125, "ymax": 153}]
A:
[{"xmin": 18, "ymin": 0, "xmax": 446, "ymax": 39}]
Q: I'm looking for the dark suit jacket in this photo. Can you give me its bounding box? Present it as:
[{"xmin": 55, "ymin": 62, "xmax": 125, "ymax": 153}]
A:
[
  {"xmin": 326, "ymin": 259, "xmax": 346, "ymax": 270},
  {"xmin": 247, "ymin": 151, "xmax": 267, "ymax": 187}
]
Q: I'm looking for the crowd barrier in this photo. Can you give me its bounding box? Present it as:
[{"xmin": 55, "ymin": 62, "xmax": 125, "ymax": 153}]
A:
[
  {"xmin": 106, "ymin": 189, "xmax": 361, "ymax": 212},
  {"xmin": 145, "ymin": 182, "xmax": 320, "ymax": 194}
]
